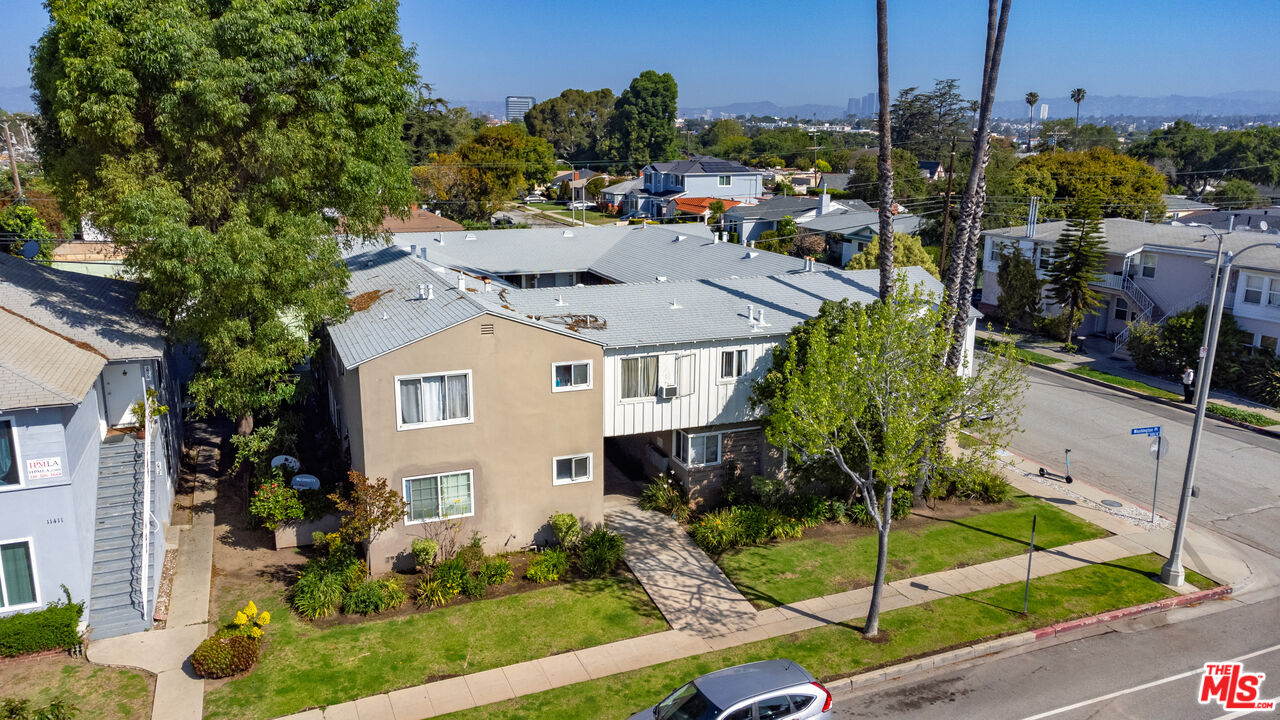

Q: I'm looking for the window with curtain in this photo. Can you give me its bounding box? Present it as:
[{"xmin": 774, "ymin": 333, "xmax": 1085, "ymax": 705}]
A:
[
  {"xmin": 404, "ymin": 471, "xmax": 473, "ymax": 523},
  {"xmin": 0, "ymin": 420, "xmax": 18, "ymax": 487},
  {"xmin": 1268, "ymin": 278, "xmax": 1280, "ymax": 307},
  {"xmin": 1113, "ymin": 298, "xmax": 1129, "ymax": 321},
  {"xmin": 397, "ymin": 372, "xmax": 471, "ymax": 428},
  {"xmin": 0, "ymin": 540, "xmax": 37, "ymax": 608},
  {"xmin": 720, "ymin": 349, "xmax": 748, "ymax": 379},
  {"xmin": 620, "ymin": 356, "xmax": 659, "ymax": 399},
  {"xmin": 1140, "ymin": 252, "xmax": 1157, "ymax": 279},
  {"xmin": 1244, "ymin": 275, "xmax": 1264, "ymax": 304}
]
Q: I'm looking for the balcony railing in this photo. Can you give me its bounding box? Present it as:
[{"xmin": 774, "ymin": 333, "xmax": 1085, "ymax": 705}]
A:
[{"xmin": 1091, "ymin": 273, "xmax": 1125, "ymax": 290}]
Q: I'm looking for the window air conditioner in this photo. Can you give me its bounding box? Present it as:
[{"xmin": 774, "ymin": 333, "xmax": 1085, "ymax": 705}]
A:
[{"xmin": 659, "ymin": 385, "xmax": 678, "ymax": 399}]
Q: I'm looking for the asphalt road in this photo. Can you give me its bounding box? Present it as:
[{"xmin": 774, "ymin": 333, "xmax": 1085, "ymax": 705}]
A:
[
  {"xmin": 1007, "ymin": 365, "xmax": 1280, "ymax": 557},
  {"xmin": 833, "ymin": 596, "xmax": 1280, "ymax": 719}
]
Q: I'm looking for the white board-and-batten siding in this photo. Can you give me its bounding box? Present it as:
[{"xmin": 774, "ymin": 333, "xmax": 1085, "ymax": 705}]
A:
[{"xmin": 602, "ymin": 337, "xmax": 782, "ymax": 437}]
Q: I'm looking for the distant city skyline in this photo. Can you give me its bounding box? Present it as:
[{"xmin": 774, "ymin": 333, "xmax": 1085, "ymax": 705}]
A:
[{"xmin": 3, "ymin": 0, "xmax": 1279, "ymax": 113}]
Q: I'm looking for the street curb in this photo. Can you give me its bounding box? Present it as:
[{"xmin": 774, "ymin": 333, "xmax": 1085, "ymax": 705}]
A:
[
  {"xmin": 1007, "ymin": 352, "xmax": 1280, "ymax": 441},
  {"xmin": 830, "ymin": 585, "xmax": 1233, "ymax": 696}
]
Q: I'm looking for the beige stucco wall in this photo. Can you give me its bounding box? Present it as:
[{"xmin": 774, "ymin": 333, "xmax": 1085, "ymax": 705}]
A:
[{"xmin": 349, "ymin": 314, "xmax": 604, "ymax": 572}]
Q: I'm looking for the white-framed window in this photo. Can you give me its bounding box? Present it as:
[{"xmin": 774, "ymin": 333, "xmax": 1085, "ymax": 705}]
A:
[
  {"xmin": 1260, "ymin": 335, "xmax": 1279, "ymax": 355},
  {"xmin": 404, "ymin": 470, "xmax": 474, "ymax": 524},
  {"xmin": 1244, "ymin": 275, "xmax": 1264, "ymax": 305},
  {"xmin": 720, "ymin": 349, "xmax": 748, "ymax": 380},
  {"xmin": 718, "ymin": 175, "xmax": 731, "ymax": 187},
  {"xmin": 1139, "ymin": 252, "xmax": 1157, "ymax": 279},
  {"xmin": 1113, "ymin": 298, "xmax": 1129, "ymax": 321},
  {"xmin": 553, "ymin": 453, "xmax": 593, "ymax": 485},
  {"xmin": 552, "ymin": 361, "xmax": 592, "ymax": 392},
  {"xmin": 1268, "ymin": 278, "xmax": 1280, "ymax": 307},
  {"xmin": 0, "ymin": 418, "xmax": 21, "ymax": 489},
  {"xmin": 0, "ymin": 538, "xmax": 39, "ymax": 610},
  {"xmin": 396, "ymin": 371, "xmax": 472, "ymax": 430},
  {"xmin": 620, "ymin": 356, "xmax": 659, "ymax": 399},
  {"xmin": 1037, "ymin": 249, "xmax": 1053, "ymax": 271},
  {"xmin": 673, "ymin": 430, "xmax": 722, "ymax": 467},
  {"xmin": 989, "ymin": 242, "xmax": 1002, "ymax": 262}
]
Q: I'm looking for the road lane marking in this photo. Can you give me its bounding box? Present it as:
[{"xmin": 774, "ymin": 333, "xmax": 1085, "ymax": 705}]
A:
[{"xmin": 1018, "ymin": 643, "xmax": 1280, "ymax": 720}]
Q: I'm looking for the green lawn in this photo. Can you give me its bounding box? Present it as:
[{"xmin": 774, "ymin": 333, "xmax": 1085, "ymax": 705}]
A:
[
  {"xmin": 975, "ymin": 335, "xmax": 1065, "ymax": 365},
  {"xmin": 0, "ymin": 656, "xmax": 151, "ymax": 720},
  {"xmin": 202, "ymin": 575, "xmax": 666, "ymax": 720},
  {"xmin": 1207, "ymin": 403, "xmax": 1277, "ymax": 427},
  {"xmin": 439, "ymin": 554, "xmax": 1208, "ymax": 720},
  {"xmin": 524, "ymin": 202, "xmax": 565, "ymax": 211},
  {"xmin": 1070, "ymin": 365, "xmax": 1182, "ymax": 400},
  {"xmin": 719, "ymin": 495, "xmax": 1108, "ymax": 608}
]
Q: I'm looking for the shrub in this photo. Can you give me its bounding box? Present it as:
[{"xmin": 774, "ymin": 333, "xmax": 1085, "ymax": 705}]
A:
[
  {"xmin": 689, "ymin": 507, "xmax": 740, "ymax": 554},
  {"xmin": 247, "ymin": 473, "xmax": 305, "ymax": 531},
  {"xmin": 342, "ymin": 578, "xmax": 408, "ymax": 615},
  {"xmin": 0, "ymin": 587, "xmax": 83, "ymax": 657},
  {"xmin": 847, "ymin": 501, "xmax": 872, "ymax": 526},
  {"xmin": 459, "ymin": 574, "xmax": 486, "ymax": 599},
  {"xmin": 191, "ymin": 631, "xmax": 260, "ymax": 679},
  {"xmin": 828, "ymin": 499, "xmax": 849, "ymax": 524},
  {"xmin": 456, "ymin": 533, "xmax": 486, "ymax": 573},
  {"xmin": 433, "ymin": 557, "xmax": 468, "ymax": 587},
  {"xmin": 525, "ymin": 548, "xmax": 569, "ymax": 583},
  {"xmin": 411, "ymin": 538, "xmax": 439, "ymax": 569},
  {"xmin": 549, "ymin": 512, "xmax": 581, "ymax": 547},
  {"xmin": 575, "ymin": 527, "xmax": 625, "ymax": 577},
  {"xmin": 638, "ymin": 475, "xmax": 691, "ymax": 522},
  {"xmin": 415, "ymin": 577, "xmax": 457, "ymax": 608},
  {"xmin": 480, "ymin": 558, "xmax": 513, "ymax": 586},
  {"xmin": 892, "ymin": 488, "xmax": 913, "ymax": 520},
  {"xmin": 289, "ymin": 551, "xmax": 364, "ymax": 619},
  {"xmin": 0, "ymin": 698, "xmax": 78, "ymax": 720},
  {"xmin": 781, "ymin": 495, "xmax": 827, "ymax": 528}
]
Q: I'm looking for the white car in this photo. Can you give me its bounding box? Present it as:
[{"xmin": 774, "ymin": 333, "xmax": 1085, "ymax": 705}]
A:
[
  {"xmin": 628, "ymin": 659, "xmax": 833, "ymax": 720},
  {"xmin": 522, "ymin": 194, "xmax": 545, "ymax": 203},
  {"xmin": 567, "ymin": 200, "xmax": 595, "ymax": 210}
]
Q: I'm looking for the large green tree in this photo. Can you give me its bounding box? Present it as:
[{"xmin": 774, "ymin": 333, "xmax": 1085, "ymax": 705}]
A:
[
  {"xmin": 889, "ymin": 79, "xmax": 977, "ymax": 160},
  {"xmin": 1045, "ymin": 197, "xmax": 1107, "ymax": 345},
  {"xmin": 603, "ymin": 71, "xmax": 679, "ymax": 171},
  {"xmin": 1205, "ymin": 178, "xmax": 1263, "ymax": 209},
  {"xmin": 523, "ymin": 88, "xmax": 615, "ymax": 162},
  {"xmin": 417, "ymin": 124, "xmax": 555, "ymax": 222},
  {"xmin": 1014, "ymin": 148, "xmax": 1166, "ymax": 220},
  {"xmin": 402, "ymin": 87, "xmax": 479, "ymax": 165},
  {"xmin": 32, "ymin": 0, "xmax": 417, "ymax": 435},
  {"xmin": 849, "ymin": 148, "xmax": 926, "ymax": 203},
  {"xmin": 846, "ymin": 232, "xmax": 940, "ymax": 279},
  {"xmin": 752, "ymin": 280, "xmax": 1026, "ymax": 637},
  {"xmin": 0, "ymin": 204, "xmax": 56, "ymax": 263},
  {"xmin": 995, "ymin": 245, "xmax": 1043, "ymax": 328}
]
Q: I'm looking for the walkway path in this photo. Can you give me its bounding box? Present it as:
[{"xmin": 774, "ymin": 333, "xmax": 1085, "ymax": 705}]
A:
[
  {"xmin": 270, "ymin": 459, "xmax": 1257, "ymax": 720},
  {"xmin": 87, "ymin": 423, "xmax": 221, "ymax": 720},
  {"xmin": 604, "ymin": 495, "xmax": 758, "ymax": 636}
]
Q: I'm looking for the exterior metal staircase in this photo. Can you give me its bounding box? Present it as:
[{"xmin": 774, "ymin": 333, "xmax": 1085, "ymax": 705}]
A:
[{"xmin": 87, "ymin": 435, "xmax": 151, "ymax": 639}]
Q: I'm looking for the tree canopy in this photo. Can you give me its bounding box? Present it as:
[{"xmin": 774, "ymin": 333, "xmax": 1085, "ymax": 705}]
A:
[
  {"xmin": 32, "ymin": 0, "xmax": 417, "ymax": 433},
  {"xmin": 1045, "ymin": 197, "xmax": 1107, "ymax": 345},
  {"xmin": 849, "ymin": 148, "xmax": 926, "ymax": 202},
  {"xmin": 845, "ymin": 232, "xmax": 939, "ymax": 279},
  {"xmin": 890, "ymin": 79, "xmax": 977, "ymax": 160},
  {"xmin": 603, "ymin": 71, "xmax": 679, "ymax": 171},
  {"xmin": 416, "ymin": 124, "xmax": 555, "ymax": 222},
  {"xmin": 524, "ymin": 88, "xmax": 615, "ymax": 162},
  {"xmin": 1128, "ymin": 121, "xmax": 1280, "ymax": 196},
  {"xmin": 1013, "ymin": 148, "xmax": 1166, "ymax": 220},
  {"xmin": 402, "ymin": 88, "xmax": 479, "ymax": 165}
]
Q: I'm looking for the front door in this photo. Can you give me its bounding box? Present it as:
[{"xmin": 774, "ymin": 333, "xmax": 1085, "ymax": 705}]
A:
[{"xmin": 101, "ymin": 362, "xmax": 143, "ymax": 428}]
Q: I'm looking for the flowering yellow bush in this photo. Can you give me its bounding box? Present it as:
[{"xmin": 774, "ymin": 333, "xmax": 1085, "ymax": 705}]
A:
[
  {"xmin": 258, "ymin": 611, "xmax": 271, "ymax": 626},
  {"xmin": 233, "ymin": 611, "xmax": 249, "ymax": 626}
]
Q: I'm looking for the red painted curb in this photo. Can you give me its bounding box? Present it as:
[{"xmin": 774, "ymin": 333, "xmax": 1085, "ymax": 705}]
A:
[{"xmin": 1037, "ymin": 585, "xmax": 1232, "ymax": 640}]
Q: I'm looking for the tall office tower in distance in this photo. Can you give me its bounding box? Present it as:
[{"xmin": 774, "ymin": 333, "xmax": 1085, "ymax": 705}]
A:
[
  {"xmin": 506, "ymin": 96, "xmax": 536, "ymax": 122},
  {"xmin": 863, "ymin": 91, "xmax": 878, "ymax": 117},
  {"xmin": 846, "ymin": 97, "xmax": 861, "ymax": 117}
]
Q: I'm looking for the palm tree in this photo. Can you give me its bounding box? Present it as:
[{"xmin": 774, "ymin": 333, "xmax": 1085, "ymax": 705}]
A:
[
  {"xmin": 941, "ymin": 0, "xmax": 1012, "ymax": 372},
  {"xmin": 875, "ymin": 0, "xmax": 895, "ymax": 300},
  {"xmin": 1025, "ymin": 91, "xmax": 1039, "ymax": 152},
  {"xmin": 1070, "ymin": 87, "xmax": 1087, "ymax": 127}
]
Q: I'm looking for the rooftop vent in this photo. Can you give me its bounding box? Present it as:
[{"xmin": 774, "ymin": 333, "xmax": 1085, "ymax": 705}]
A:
[
  {"xmin": 410, "ymin": 243, "xmax": 417, "ymax": 255},
  {"xmin": 420, "ymin": 248, "xmax": 429, "ymax": 260},
  {"xmin": 556, "ymin": 294, "xmax": 566, "ymax": 306},
  {"xmin": 457, "ymin": 273, "xmax": 466, "ymax": 291},
  {"xmin": 436, "ymin": 233, "xmax": 445, "ymax": 246},
  {"xmin": 563, "ymin": 230, "xmax": 574, "ymax": 238},
  {"xmin": 417, "ymin": 283, "xmax": 426, "ymax": 300},
  {"xmin": 670, "ymin": 298, "xmax": 681, "ymax": 310},
  {"xmin": 465, "ymin": 233, "xmax": 477, "ymax": 241},
  {"xmin": 745, "ymin": 251, "xmax": 759, "ymax": 259},
  {"xmin": 656, "ymin": 276, "xmax": 667, "ymax": 283},
  {"xmin": 674, "ymin": 234, "xmax": 687, "ymax": 242}
]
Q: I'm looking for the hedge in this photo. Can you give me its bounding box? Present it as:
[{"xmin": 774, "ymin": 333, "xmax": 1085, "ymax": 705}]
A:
[{"xmin": 0, "ymin": 587, "xmax": 83, "ymax": 657}]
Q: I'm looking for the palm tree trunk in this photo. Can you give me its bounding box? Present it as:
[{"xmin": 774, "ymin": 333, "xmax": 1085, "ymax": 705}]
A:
[
  {"xmin": 875, "ymin": 0, "xmax": 895, "ymax": 299},
  {"xmin": 1075, "ymin": 102, "xmax": 1081, "ymax": 128},
  {"xmin": 941, "ymin": 0, "xmax": 1011, "ymax": 372}
]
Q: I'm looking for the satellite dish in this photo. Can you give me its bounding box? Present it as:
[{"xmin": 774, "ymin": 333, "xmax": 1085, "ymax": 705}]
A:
[
  {"xmin": 20, "ymin": 240, "xmax": 40, "ymax": 259},
  {"xmin": 1261, "ymin": 220, "xmax": 1270, "ymax": 232}
]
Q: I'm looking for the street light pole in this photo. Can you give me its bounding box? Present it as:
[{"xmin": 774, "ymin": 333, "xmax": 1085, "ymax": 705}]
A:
[{"xmin": 1161, "ymin": 238, "xmax": 1280, "ymax": 585}]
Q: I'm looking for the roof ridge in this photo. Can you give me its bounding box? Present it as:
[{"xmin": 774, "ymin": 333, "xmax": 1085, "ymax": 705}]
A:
[{"xmin": 0, "ymin": 305, "xmax": 109, "ymax": 359}]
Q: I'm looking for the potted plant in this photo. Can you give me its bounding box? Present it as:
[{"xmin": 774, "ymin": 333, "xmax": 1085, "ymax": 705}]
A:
[{"xmin": 129, "ymin": 388, "xmax": 169, "ymax": 439}]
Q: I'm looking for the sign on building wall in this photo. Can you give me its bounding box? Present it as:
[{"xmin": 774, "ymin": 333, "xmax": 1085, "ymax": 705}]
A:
[{"xmin": 26, "ymin": 457, "xmax": 63, "ymax": 480}]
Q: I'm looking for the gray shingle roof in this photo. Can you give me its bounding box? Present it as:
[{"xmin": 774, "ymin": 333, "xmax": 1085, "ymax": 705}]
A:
[
  {"xmin": 650, "ymin": 156, "xmax": 754, "ymax": 175},
  {"xmin": 0, "ymin": 254, "xmax": 164, "ymax": 361},
  {"xmin": 602, "ymin": 178, "xmax": 642, "ymax": 195},
  {"xmin": 801, "ymin": 209, "xmax": 921, "ymax": 236},
  {"xmin": 0, "ymin": 309, "xmax": 106, "ymax": 410},
  {"xmin": 387, "ymin": 225, "xmax": 830, "ymax": 284},
  {"xmin": 1163, "ymin": 195, "xmax": 1216, "ymax": 213},
  {"xmin": 469, "ymin": 266, "xmax": 944, "ymax": 347},
  {"xmin": 724, "ymin": 196, "xmax": 821, "ymax": 222}
]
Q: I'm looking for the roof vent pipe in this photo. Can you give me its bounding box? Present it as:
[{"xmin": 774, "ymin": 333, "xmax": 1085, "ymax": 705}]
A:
[
  {"xmin": 420, "ymin": 248, "xmax": 428, "ymax": 260},
  {"xmin": 483, "ymin": 278, "xmax": 492, "ymax": 292},
  {"xmin": 428, "ymin": 284, "xmax": 435, "ymax": 300},
  {"xmin": 418, "ymin": 283, "xmax": 426, "ymax": 300},
  {"xmin": 410, "ymin": 243, "xmax": 417, "ymax": 256},
  {"xmin": 556, "ymin": 294, "xmax": 566, "ymax": 306},
  {"xmin": 1229, "ymin": 215, "xmax": 1236, "ymax": 232},
  {"xmin": 437, "ymin": 232, "xmax": 445, "ymax": 246},
  {"xmin": 747, "ymin": 304, "xmax": 754, "ymax": 323},
  {"xmin": 457, "ymin": 273, "xmax": 466, "ymax": 291},
  {"xmin": 756, "ymin": 309, "xmax": 766, "ymax": 325}
]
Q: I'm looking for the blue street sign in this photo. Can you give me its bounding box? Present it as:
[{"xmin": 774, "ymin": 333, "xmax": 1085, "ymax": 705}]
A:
[{"xmin": 1130, "ymin": 426, "xmax": 1161, "ymax": 436}]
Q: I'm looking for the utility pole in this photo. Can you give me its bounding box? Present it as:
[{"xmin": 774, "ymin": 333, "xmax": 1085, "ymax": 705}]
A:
[
  {"xmin": 939, "ymin": 135, "xmax": 958, "ymax": 271},
  {"xmin": 3, "ymin": 122, "xmax": 22, "ymax": 201}
]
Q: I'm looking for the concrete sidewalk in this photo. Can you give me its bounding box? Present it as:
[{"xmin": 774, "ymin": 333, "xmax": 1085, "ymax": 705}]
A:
[
  {"xmin": 87, "ymin": 424, "xmax": 222, "ymax": 720},
  {"xmin": 270, "ymin": 455, "xmax": 1259, "ymax": 720},
  {"xmin": 978, "ymin": 328, "xmax": 1280, "ymax": 429}
]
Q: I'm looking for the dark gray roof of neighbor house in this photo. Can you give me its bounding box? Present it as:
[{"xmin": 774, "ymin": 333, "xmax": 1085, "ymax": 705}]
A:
[
  {"xmin": 388, "ymin": 224, "xmax": 829, "ymax": 284},
  {"xmin": 1163, "ymin": 195, "xmax": 1216, "ymax": 213},
  {"xmin": 1174, "ymin": 207, "xmax": 1280, "ymax": 232},
  {"xmin": 801, "ymin": 209, "xmax": 921, "ymax": 236},
  {"xmin": 817, "ymin": 173, "xmax": 852, "ymax": 191},
  {"xmin": 724, "ymin": 195, "xmax": 821, "ymax": 222},
  {"xmin": 602, "ymin": 178, "xmax": 642, "ymax": 195},
  {"xmin": 470, "ymin": 265, "xmax": 944, "ymax": 348},
  {"xmin": 0, "ymin": 254, "xmax": 164, "ymax": 362},
  {"xmin": 650, "ymin": 156, "xmax": 755, "ymax": 175}
]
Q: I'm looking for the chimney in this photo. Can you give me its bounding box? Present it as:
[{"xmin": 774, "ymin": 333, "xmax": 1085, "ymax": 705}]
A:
[
  {"xmin": 457, "ymin": 273, "xmax": 466, "ymax": 291},
  {"xmin": 573, "ymin": 170, "xmax": 580, "ymax": 181},
  {"xmin": 819, "ymin": 191, "xmax": 831, "ymax": 215}
]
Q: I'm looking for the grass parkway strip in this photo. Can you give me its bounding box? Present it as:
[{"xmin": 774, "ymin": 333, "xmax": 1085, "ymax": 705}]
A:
[{"xmin": 434, "ymin": 554, "xmax": 1213, "ymax": 720}]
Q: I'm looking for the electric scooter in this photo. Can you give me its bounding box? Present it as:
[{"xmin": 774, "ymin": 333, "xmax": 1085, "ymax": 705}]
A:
[{"xmin": 1038, "ymin": 448, "xmax": 1073, "ymax": 484}]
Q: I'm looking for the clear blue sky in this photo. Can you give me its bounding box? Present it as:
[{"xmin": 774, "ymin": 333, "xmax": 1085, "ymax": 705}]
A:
[{"xmin": 3, "ymin": 0, "xmax": 1278, "ymax": 110}]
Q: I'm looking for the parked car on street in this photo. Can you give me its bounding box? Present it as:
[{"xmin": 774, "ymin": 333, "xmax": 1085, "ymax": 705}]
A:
[
  {"xmin": 627, "ymin": 659, "xmax": 833, "ymax": 720},
  {"xmin": 567, "ymin": 200, "xmax": 595, "ymax": 210},
  {"xmin": 619, "ymin": 210, "xmax": 650, "ymax": 221},
  {"xmin": 522, "ymin": 194, "xmax": 545, "ymax": 203}
]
